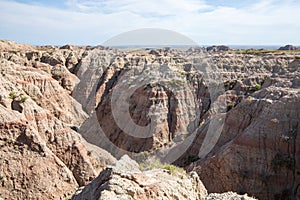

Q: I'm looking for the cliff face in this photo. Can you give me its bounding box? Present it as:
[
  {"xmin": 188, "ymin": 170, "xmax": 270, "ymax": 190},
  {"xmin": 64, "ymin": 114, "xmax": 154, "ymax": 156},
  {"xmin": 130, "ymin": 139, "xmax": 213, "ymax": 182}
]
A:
[
  {"xmin": 185, "ymin": 56, "xmax": 300, "ymax": 199},
  {"xmin": 78, "ymin": 48, "xmax": 300, "ymax": 199},
  {"xmin": 0, "ymin": 41, "xmax": 116, "ymax": 199},
  {"xmin": 187, "ymin": 87, "xmax": 299, "ymax": 199},
  {"xmin": 78, "ymin": 49, "xmax": 214, "ymax": 159}
]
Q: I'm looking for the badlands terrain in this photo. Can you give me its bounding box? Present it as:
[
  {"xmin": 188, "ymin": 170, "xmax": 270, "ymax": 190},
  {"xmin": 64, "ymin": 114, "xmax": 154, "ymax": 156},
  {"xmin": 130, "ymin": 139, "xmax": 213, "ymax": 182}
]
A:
[{"xmin": 0, "ymin": 40, "xmax": 299, "ymax": 200}]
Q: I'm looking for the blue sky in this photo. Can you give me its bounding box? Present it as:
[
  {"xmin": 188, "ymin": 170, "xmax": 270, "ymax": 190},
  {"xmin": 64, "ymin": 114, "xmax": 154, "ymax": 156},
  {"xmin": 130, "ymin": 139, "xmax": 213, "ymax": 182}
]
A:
[{"xmin": 0, "ymin": 0, "xmax": 299, "ymax": 46}]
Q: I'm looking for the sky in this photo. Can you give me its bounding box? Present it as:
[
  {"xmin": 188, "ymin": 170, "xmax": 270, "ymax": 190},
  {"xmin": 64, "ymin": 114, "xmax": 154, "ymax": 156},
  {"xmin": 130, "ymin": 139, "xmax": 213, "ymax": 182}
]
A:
[{"xmin": 0, "ymin": 0, "xmax": 299, "ymax": 46}]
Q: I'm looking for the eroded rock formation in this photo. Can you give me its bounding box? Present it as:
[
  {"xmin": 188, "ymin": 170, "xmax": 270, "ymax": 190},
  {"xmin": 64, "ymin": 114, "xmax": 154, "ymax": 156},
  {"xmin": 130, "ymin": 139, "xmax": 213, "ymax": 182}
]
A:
[
  {"xmin": 1, "ymin": 40, "xmax": 299, "ymax": 200},
  {"xmin": 0, "ymin": 41, "xmax": 116, "ymax": 199},
  {"xmin": 78, "ymin": 47, "xmax": 300, "ymax": 199}
]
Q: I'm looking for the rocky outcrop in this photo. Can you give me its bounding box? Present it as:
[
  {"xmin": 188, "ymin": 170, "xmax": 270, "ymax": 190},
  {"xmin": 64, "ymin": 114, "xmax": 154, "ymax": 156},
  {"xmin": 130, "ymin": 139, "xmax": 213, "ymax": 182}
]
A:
[
  {"xmin": 278, "ymin": 45, "xmax": 298, "ymax": 50},
  {"xmin": 72, "ymin": 155, "xmax": 208, "ymax": 200},
  {"xmin": 206, "ymin": 45, "xmax": 230, "ymax": 52},
  {"xmin": 0, "ymin": 41, "xmax": 116, "ymax": 199},
  {"xmin": 72, "ymin": 155, "xmax": 258, "ymax": 200}
]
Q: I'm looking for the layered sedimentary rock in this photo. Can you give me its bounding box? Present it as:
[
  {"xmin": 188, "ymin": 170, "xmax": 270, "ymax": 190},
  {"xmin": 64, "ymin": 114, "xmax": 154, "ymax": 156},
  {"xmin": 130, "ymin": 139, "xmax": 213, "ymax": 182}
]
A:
[
  {"xmin": 79, "ymin": 49, "xmax": 213, "ymax": 157},
  {"xmin": 1, "ymin": 40, "xmax": 299, "ymax": 200},
  {"xmin": 79, "ymin": 48, "xmax": 300, "ymax": 199},
  {"xmin": 187, "ymin": 87, "xmax": 300, "ymax": 199},
  {"xmin": 0, "ymin": 41, "xmax": 116, "ymax": 199},
  {"xmin": 184, "ymin": 55, "xmax": 300, "ymax": 200}
]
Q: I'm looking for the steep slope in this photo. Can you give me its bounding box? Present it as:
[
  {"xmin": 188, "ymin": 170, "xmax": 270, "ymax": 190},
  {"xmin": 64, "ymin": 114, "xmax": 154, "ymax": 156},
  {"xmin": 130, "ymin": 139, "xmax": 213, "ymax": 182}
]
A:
[
  {"xmin": 186, "ymin": 60, "xmax": 300, "ymax": 199},
  {"xmin": 0, "ymin": 41, "xmax": 116, "ymax": 199}
]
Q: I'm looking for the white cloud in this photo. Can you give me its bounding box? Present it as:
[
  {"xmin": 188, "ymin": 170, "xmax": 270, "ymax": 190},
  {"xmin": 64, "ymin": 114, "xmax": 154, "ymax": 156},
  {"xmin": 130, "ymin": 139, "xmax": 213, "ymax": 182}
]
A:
[
  {"xmin": 65, "ymin": 0, "xmax": 210, "ymax": 15},
  {"xmin": 0, "ymin": 0, "xmax": 299, "ymax": 45}
]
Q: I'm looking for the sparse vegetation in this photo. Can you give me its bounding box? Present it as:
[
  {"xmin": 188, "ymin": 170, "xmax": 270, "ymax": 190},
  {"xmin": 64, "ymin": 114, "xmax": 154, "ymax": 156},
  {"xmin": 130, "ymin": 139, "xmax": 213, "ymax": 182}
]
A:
[
  {"xmin": 139, "ymin": 159, "xmax": 185, "ymax": 175},
  {"xmin": 9, "ymin": 92, "xmax": 27, "ymax": 103},
  {"xmin": 20, "ymin": 96, "xmax": 27, "ymax": 103},
  {"xmin": 9, "ymin": 92, "xmax": 18, "ymax": 100},
  {"xmin": 163, "ymin": 165, "xmax": 177, "ymax": 174},
  {"xmin": 255, "ymin": 84, "xmax": 262, "ymax": 90},
  {"xmin": 234, "ymin": 49, "xmax": 300, "ymax": 55},
  {"xmin": 248, "ymin": 88, "xmax": 255, "ymax": 92},
  {"xmin": 179, "ymin": 71, "xmax": 189, "ymax": 76},
  {"xmin": 224, "ymin": 80, "xmax": 234, "ymax": 86},
  {"xmin": 228, "ymin": 103, "xmax": 235, "ymax": 109},
  {"xmin": 163, "ymin": 164, "xmax": 185, "ymax": 175},
  {"xmin": 235, "ymin": 49, "xmax": 277, "ymax": 55},
  {"xmin": 249, "ymin": 84, "xmax": 261, "ymax": 92}
]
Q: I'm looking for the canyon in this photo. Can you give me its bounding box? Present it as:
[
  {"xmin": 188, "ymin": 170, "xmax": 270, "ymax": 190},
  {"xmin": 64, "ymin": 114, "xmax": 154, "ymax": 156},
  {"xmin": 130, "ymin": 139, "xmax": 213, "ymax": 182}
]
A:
[{"xmin": 0, "ymin": 40, "xmax": 299, "ymax": 199}]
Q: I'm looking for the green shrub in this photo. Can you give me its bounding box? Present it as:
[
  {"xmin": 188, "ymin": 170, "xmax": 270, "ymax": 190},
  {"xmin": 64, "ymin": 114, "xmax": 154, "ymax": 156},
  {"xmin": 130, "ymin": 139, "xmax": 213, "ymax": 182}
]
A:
[
  {"xmin": 163, "ymin": 164, "xmax": 185, "ymax": 175},
  {"xmin": 255, "ymin": 84, "xmax": 262, "ymax": 90},
  {"xmin": 179, "ymin": 71, "xmax": 189, "ymax": 76},
  {"xmin": 9, "ymin": 92, "xmax": 17, "ymax": 100},
  {"xmin": 228, "ymin": 103, "xmax": 235, "ymax": 109},
  {"xmin": 20, "ymin": 96, "xmax": 27, "ymax": 103},
  {"xmin": 163, "ymin": 165, "xmax": 176, "ymax": 174},
  {"xmin": 139, "ymin": 159, "xmax": 185, "ymax": 175},
  {"xmin": 9, "ymin": 92, "xmax": 27, "ymax": 103},
  {"xmin": 249, "ymin": 84, "xmax": 261, "ymax": 92}
]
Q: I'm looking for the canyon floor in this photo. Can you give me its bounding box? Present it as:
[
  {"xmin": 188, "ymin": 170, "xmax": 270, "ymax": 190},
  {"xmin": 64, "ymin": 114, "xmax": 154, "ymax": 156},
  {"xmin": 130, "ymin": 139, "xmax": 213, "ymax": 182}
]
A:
[{"xmin": 0, "ymin": 40, "xmax": 299, "ymax": 200}]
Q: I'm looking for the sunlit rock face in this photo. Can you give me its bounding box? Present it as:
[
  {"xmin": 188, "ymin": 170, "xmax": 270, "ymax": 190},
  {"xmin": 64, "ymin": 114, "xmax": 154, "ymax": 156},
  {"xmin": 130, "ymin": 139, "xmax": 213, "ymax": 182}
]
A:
[{"xmin": 0, "ymin": 41, "xmax": 116, "ymax": 199}]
